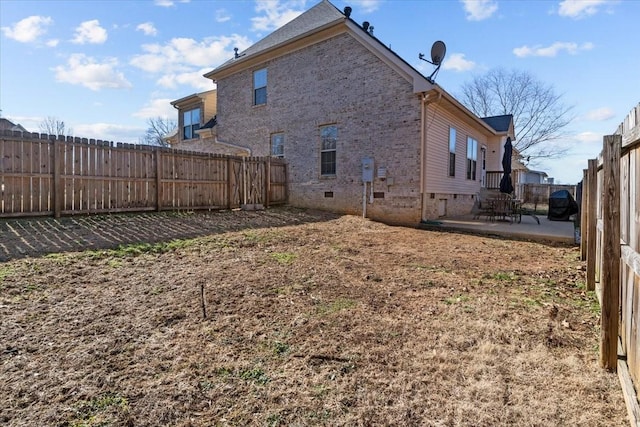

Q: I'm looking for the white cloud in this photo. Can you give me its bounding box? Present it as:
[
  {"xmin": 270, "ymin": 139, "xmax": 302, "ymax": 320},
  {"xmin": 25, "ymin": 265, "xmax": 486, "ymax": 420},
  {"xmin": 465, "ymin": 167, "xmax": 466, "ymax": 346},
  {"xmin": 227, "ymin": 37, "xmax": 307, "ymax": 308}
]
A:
[
  {"xmin": 131, "ymin": 34, "xmax": 252, "ymax": 73},
  {"xmin": 136, "ymin": 22, "xmax": 158, "ymax": 36},
  {"xmin": 1, "ymin": 15, "xmax": 52, "ymax": 43},
  {"xmin": 558, "ymin": 0, "xmax": 611, "ymax": 19},
  {"xmin": 251, "ymin": 0, "xmax": 305, "ymax": 32},
  {"xmin": 513, "ymin": 41, "xmax": 593, "ymax": 58},
  {"xmin": 583, "ymin": 107, "xmax": 615, "ymax": 122},
  {"xmin": 442, "ymin": 53, "xmax": 476, "ymax": 72},
  {"xmin": 74, "ymin": 123, "xmax": 145, "ymax": 143},
  {"xmin": 53, "ymin": 54, "xmax": 132, "ymax": 91},
  {"xmin": 215, "ymin": 9, "xmax": 232, "ymax": 23},
  {"xmin": 154, "ymin": 0, "xmax": 190, "ymax": 7},
  {"xmin": 461, "ymin": 0, "xmax": 498, "ymax": 21},
  {"xmin": 573, "ymin": 131, "xmax": 602, "ymax": 144},
  {"xmin": 157, "ymin": 69, "xmax": 214, "ymax": 91},
  {"xmin": 133, "ymin": 98, "xmax": 176, "ymax": 119},
  {"xmin": 349, "ymin": 0, "xmax": 382, "ymax": 13},
  {"xmin": 46, "ymin": 39, "xmax": 59, "ymax": 47},
  {"xmin": 72, "ymin": 20, "xmax": 108, "ymax": 44}
]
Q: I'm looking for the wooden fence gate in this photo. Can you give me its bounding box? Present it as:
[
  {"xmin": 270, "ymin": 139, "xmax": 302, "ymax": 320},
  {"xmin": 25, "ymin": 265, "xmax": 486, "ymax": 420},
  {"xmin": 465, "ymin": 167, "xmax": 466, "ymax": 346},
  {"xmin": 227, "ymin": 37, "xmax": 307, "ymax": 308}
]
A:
[{"xmin": 0, "ymin": 132, "xmax": 287, "ymax": 218}]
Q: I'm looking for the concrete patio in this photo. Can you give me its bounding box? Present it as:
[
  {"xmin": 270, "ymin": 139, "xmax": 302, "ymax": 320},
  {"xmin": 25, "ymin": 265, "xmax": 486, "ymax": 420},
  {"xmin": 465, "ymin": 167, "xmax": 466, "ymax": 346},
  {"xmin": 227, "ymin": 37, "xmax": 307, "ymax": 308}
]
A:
[{"xmin": 419, "ymin": 212, "xmax": 578, "ymax": 245}]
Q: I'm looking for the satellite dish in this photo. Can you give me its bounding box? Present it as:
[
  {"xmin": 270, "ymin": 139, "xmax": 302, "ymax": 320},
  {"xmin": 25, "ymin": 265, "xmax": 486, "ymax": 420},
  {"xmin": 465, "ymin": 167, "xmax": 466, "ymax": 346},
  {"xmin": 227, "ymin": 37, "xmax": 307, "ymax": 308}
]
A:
[
  {"xmin": 430, "ymin": 40, "xmax": 446, "ymax": 66},
  {"xmin": 418, "ymin": 40, "xmax": 447, "ymax": 84}
]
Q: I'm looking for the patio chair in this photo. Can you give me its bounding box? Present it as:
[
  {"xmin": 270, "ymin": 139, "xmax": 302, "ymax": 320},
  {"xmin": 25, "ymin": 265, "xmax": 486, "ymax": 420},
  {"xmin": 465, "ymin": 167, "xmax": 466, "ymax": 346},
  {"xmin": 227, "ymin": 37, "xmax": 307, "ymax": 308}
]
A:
[
  {"xmin": 491, "ymin": 193, "xmax": 517, "ymax": 223},
  {"xmin": 472, "ymin": 192, "xmax": 494, "ymax": 221}
]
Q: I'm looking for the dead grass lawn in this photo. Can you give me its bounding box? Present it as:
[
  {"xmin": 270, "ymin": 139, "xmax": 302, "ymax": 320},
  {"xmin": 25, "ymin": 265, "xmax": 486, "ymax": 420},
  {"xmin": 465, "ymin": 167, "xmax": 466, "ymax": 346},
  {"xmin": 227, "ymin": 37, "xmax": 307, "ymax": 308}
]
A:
[{"xmin": 0, "ymin": 208, "xmax": 626, "ymax": 426}]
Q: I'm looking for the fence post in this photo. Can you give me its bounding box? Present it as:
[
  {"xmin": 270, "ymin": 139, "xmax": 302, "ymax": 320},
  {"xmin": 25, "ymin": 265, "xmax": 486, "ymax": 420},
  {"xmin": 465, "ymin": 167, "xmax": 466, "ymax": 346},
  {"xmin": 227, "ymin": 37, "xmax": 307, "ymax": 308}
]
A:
[
  {"xmin": 242, "ymin": 157, "xmax": 247, "ymax": 206},
  {"xmin": 53, "ymin": 140, "xmax": 62, "ymax": 218},
  {"xmin": 580, "ymin": 168, "xmax": 588, "ymax": 261},
  {"xmin": 155, "ymin": 149, "xmax": 162, "ymax": 212},
  {"xmin": 265, "ymin": 157, "xmax": 271, "ymax": 208},
  {"xmin": 586, "ymin": 159, "xmax": 597, "ymax": 291},
  {"xmin": 600, "ymin": 134, "xmax": 621, "ymax": 371},
  {"xmin": 226, "ymin": 157, "xmax": 232, "ymax": 209}
]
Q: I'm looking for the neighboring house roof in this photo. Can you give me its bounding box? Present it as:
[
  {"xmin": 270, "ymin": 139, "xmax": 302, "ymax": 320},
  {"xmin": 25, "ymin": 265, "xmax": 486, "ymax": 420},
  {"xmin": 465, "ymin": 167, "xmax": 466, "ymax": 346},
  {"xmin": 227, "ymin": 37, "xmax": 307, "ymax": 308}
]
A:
[
  {"xmin": 481, "ymin": 115, "xmax": 513, "ymax": 133},
  {"xmin": 0, "ymin": 118, "xmax": 28, "ymax": 132}
]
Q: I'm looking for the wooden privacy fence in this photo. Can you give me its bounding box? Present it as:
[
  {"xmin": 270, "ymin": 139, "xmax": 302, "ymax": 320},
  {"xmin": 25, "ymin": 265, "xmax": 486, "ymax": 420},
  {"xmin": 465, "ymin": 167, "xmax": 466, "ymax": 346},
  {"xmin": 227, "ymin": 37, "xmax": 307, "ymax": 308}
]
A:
[
  {"xmin": 581, "ymin": 104, "xmax": 640, "ymax": 421},
  {"xmin": 517, "ymin": 183, "xmax": 577, "ymax": 205},
  {"xmin": 485, "ymin": 170, "xmax": 575, "ymax": 203},
  {"xmin": 0, "ymin": 132, "xmax": 287, "ymax": 218}
]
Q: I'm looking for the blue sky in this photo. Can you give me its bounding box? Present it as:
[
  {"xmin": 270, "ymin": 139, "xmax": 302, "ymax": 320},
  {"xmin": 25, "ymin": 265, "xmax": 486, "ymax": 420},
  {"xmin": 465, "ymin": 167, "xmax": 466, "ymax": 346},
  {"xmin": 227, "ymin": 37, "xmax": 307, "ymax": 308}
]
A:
[{"xmin": 1, "ymin": 0, "xmax": 638, "ymax": 184}]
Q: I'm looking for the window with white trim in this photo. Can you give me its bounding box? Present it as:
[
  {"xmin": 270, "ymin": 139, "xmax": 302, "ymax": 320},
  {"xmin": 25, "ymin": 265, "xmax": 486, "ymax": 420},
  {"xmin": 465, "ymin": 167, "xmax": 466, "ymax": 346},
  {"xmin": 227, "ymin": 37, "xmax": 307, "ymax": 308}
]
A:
[
  {"xmin": 320, "ymin": 125, "xmax": 337, "ymax": 176},
  {"xmin": 253, "ymin": 68, "xmax": 267, "ymax": 106},
  {"xmin": 271, "ymin": 133, "xmax": 284, "ymax": 158},
  {"xmin": 448, "ymin": 127, "xmax": 456, "ymax": 177},
  {"xmin": 182, "ymin": 107, "xmax": 201, "ymax": 140},
  {"xmin": 466, "ymin": 136, "xmax": 478, "ymax": 180}
]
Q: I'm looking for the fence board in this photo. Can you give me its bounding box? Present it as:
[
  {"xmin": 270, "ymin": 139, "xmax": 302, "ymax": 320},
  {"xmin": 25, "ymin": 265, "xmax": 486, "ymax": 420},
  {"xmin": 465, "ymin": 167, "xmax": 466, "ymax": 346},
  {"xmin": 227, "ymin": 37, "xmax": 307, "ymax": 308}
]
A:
[
  {"xmin": 5, "ymin": 140, "xmax": 16, "ymax": 213},
  {"xmin": 599, "ymin": 134, "xmax": 621, "ymax": 370},
  {"xmin": 583, "ymin": 105, "xmax": 640, "ymax": 427},
  {"xmin": 0, "ymin": 136, "xmax": 5, "ymax": 214},
  {"xmin": 1, "ymin": 134, "xmax": 286, "ymax": 218}
]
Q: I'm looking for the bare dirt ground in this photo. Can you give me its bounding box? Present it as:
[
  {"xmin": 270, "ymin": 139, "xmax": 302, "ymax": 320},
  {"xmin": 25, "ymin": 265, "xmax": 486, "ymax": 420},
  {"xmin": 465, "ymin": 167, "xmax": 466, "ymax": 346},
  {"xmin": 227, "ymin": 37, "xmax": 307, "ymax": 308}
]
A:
[{"xmin": 0, "ymin": 207, "xmax": 627, "ymax": 426}]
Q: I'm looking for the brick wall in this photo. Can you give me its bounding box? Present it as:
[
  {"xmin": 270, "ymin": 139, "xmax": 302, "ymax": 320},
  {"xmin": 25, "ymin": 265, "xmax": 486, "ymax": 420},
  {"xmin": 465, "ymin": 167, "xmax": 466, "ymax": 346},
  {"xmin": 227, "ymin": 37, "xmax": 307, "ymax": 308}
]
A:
[{"xmin": 216, "ymin": 33, "xmax": 424, "ymax": 224}]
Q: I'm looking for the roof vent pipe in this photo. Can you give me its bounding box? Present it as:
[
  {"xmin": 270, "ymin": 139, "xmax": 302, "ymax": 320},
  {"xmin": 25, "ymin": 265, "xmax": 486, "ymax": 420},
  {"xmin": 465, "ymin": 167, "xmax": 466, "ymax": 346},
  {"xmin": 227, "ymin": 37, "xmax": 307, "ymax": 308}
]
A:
[
  {"xmin": 362, "ymin": 21, "xmax": 369, "ymax": 31},
  {"xmin": 234, "ymin": 47, "xmax": 239, "ymax": 59},
  {"xmin": 343, "ymin": 6, "xmax": 352, "ymax": 17},
  {"xmin": 368, "ymin": 26, "xmax": 374, "ymax": 35}
]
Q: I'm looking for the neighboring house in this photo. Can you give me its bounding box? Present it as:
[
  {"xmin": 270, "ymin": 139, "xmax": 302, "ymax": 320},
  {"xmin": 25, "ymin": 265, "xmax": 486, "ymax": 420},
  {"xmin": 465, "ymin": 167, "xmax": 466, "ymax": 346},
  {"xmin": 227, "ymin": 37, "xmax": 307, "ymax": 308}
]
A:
[
  {"xmin": 166, "ymin": 89, "xmax": 250, "ymax": 155},
  {"xmin": 0, "ymin": 118, "xmax": 28, "ymax": 133},
  {"xmin": 202, "ymin": 0, "xmax": 516, "ymax": 224},
  {"xmin": 520, "ymin": 169, "xmax": 549, "ymax": 184}
]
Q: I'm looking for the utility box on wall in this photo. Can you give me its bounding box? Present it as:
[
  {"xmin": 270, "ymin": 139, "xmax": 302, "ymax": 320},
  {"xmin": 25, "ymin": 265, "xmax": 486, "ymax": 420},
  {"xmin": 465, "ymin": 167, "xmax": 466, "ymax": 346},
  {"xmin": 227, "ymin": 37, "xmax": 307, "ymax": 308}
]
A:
[{"xmin": 362, "ymin": 157, "xmax": 374, "ymax": 183}]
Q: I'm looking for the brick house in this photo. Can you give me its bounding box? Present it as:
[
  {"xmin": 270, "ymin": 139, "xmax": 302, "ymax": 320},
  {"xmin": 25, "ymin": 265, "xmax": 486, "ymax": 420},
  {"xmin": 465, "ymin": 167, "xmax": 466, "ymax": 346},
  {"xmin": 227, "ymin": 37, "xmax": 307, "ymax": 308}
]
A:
[
  {"xmin": 202, "ymin": 0, "xmax": 515, "ymax": 224},
  {"xmin": 166, "ymin": 89, "xmax": 251, "ymax": 156}
]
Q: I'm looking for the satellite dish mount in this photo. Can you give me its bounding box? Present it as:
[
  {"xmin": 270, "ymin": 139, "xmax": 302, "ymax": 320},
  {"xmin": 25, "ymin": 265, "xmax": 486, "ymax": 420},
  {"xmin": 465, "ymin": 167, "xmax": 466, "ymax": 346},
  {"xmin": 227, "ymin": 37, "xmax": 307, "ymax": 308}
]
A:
[{"xmin": 419, "ymin": 40, "xmax": 446, "ymax": 84}]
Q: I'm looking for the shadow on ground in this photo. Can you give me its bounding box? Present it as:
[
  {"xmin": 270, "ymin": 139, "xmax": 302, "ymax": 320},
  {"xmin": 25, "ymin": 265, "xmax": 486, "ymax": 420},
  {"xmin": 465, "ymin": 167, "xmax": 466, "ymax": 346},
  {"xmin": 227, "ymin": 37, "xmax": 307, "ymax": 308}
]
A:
[{"xmin": 0, "ymin": 207, "xmax": 338, "ymax": 262}]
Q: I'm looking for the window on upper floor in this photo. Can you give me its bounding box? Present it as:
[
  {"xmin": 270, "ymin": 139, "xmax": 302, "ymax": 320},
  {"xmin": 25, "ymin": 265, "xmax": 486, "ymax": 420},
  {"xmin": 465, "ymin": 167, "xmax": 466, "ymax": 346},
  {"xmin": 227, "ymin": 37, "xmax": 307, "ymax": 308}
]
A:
[
  {"xmin": 448, "ymin": 127, "xmax": 456, "ymax": 177},
  {"xmin": 271, "ymin": 133, "xmax": 284, "ymax": 158},
  {"xmin": 320, "ymin": 125, "xmax": 337, "ymax": 176},
  {"xmin": 253, "ymin": 68, "xmax": 267, "ymax": 106},
  {"xmin": 182, "ymin": 107, "xmax": 201, "ymax": 140},
  {"xmin": 466, "ymin": 136, "xmax": 478, "ymax": 180}
]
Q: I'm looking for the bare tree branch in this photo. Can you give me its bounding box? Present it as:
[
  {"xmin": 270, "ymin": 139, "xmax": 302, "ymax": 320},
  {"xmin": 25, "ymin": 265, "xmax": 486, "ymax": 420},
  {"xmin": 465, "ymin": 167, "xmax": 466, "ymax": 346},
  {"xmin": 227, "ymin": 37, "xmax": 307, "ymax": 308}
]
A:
[
  {"xmin": 39, "ymin": 116, "xmax": 73, "ymax": 137},
  {"xmin": 459, "ymin": 68, "xmax": 574, "ymax": 162},
  {"xmin": 140, "ymin": 117, "xmax": 177, "ymax": 147}
]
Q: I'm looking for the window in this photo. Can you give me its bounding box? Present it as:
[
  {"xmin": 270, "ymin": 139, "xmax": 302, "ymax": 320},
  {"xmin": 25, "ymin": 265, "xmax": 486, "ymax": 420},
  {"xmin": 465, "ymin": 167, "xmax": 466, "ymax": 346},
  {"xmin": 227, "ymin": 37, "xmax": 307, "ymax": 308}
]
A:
[
  {"xmin": 448, "ymin": 127, "xmax": 456, "ymax": 177},
  {"xmin": 271, "ymin": 133, "xmax": 284, "ymax": 158},
  {"xmin": 320, "ymin": 125, "xmax": 337, "ymax": 176},
  {"xmin": 182, "ymin": 107, "xmax": 201, "ymax": 140},
  {"xmin": 466, "ymin": 137, "xmax": 478, "ymax": 180},
  {"xmin": 253, "ymin": 68, "xmax": 267, "ymax": 105}
]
